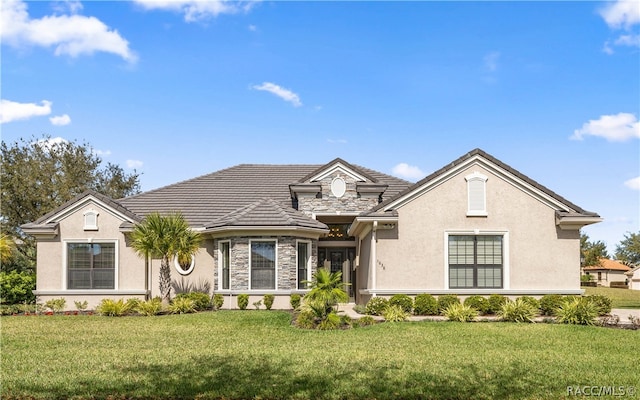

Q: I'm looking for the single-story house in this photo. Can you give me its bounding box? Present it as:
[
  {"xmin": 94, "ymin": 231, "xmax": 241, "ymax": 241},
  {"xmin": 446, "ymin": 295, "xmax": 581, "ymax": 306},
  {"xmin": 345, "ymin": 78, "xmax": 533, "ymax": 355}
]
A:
[
  {"xmin": 625, "ymin": 265, "xmax": 640, "ymax": 290},
  {"xmin": 22, "ymin": 149, "xmax": 602, "ymax": 309},
  {"xmin": 582, "ymin": 258, "xmax": 631, "ymax": 287}
]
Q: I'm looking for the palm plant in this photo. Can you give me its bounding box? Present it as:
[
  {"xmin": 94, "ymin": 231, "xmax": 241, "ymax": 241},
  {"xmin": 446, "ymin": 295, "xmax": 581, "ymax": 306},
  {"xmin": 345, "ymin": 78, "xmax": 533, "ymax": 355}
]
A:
[
  {"xmin": 130, "ymin": 212, "xmax": 201, "ymax": 302},
  {"xmin": 303, "ymin": 268, "xmax": 349, "ymax": 318}
]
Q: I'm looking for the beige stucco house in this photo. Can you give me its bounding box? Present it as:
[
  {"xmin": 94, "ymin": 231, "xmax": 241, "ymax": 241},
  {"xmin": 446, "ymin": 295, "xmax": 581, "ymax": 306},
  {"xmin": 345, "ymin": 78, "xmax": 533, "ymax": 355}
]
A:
[
  {"xmin": 627, "ymin": 266, "xmax": 640, "ymax": 290},
  {"xmin": 22, "ymin": 149, "xmax": 602, "ymax": 309},
  {"xmin": 583, "ymin": 258, "xmax": 631, "ymax": 287}
]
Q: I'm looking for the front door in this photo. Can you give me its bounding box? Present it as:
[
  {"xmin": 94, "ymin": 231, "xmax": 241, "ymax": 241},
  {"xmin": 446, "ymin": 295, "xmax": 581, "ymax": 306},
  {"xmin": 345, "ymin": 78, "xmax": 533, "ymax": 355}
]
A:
[{"xmin": 318, "ymin": 247, "xmax": 356, "ymax": 299}]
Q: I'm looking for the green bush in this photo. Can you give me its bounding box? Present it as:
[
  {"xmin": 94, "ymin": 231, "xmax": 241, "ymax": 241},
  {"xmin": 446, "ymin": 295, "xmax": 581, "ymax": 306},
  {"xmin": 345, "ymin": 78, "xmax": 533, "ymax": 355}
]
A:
[
  {"xmin": 352, "ymin": 304, "xmax": 367, "ymax": 314},
  {"xmin": 540, "ymin": 294, "xmax": 564, "ymax": 316},
  {"xmin": 486, "ymin": 294, "xmax": 507, "ymax": 315},
  {"xmin": 175, "ymin": 292, "xmax": 211, "ymax": 311},
  {"xmin": 517, "ymin": 296, "xmax": 540, "ymax": 312},
  {"xmin": 45, "ymin": 298, "xmax": 67, "ymax": 313},
  {"xmin": 0, "ymin": 271, "xmax": 36, "ymax": 305},
  {"xmin": 499, "ymin": 298, "xmax": 537, "ymax": 323},
  {"xmin": 74, "ymin": 300, "xmax": 88, "ymax": 311},
  {"xmin": 580, "ymin": 274, "xmax": 593, "ymax": 282},
  {"xmin": 413, "ymin": 294, "xmax": 438, "ymax": 315},
  {"xmin": 263, "ymin": 294, "xmax": 275, "ymax": 310},
  {"xmin": 365, "ymin": 297, "xmax": 389, "ymax": 316},
  {"xmin": 169, "ymin": 297, "xmax": 196, "ymax": 314},
  {"xmin": 555, "ymin": 297, "xmax": 598, "ymax": 325},
  {"xmin": 237, "ymin": 294, "xmax": 249, "ymax": 310},
  {"xmin": 357, "ymin": 315, "xmax": 376, "ymax": 327},
  {"xmin": 585, "ymin": 295, "xmax": 612, "ymax": 316},
  {"xmin": 125, "ymin": 298, "xmax": 141, "ymax": 311},
  {"xmin": 295, "ymin": 310, "xmax": 316, "ymax": 329},
  {"xmin": 212, "ymin": 294, "xmax": 224, "ymax": 310},
  {"xmin": 463, "ymin": 295, "xmax": 489, "ymax": 314},
  {"xmin": 136, "ymin": 298, "xmax": 163, "ymax": 316},
  {"xmin": 437, "ymin": 295, "xmax": 460, "ymax": 314},
  {"xmin": 443, "ymin": 303, "xmax": 477, "ymax": 322},
  {"xmin": 383, "ymin": 304, "xmax": 408, "ymax": 322},
  {"xmin": 389, "ymin": 294, "xmax": 413, "ymax": 314},
  {"xmin": 290, "ymin": 294, "xmax": 302, "ymax": 310},
  {"xmin": 340, "ymin": 314, "xmax": 353, "ymax": 328},
  {"xmin": 317, "ymin": 312, "xmax": 341, "ymax": 330},
  {"xmin": 96, "ymin": 299, "xmax": 132, "ymax": 316}
]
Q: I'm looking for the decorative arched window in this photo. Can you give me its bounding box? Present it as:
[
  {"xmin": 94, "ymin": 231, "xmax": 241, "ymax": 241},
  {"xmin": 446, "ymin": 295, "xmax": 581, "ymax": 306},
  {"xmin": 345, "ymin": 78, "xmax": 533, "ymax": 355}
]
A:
[
  {"xmin": 83, "ymin": 210, "xmax": 99, "ymax": 231},
  {"xmin": 465, "ymin": 172, "xmax": 488, "ymax": 216},
  {"xmin": 174, "ymin": 254, "xmax": 196, "ymax": 275}
]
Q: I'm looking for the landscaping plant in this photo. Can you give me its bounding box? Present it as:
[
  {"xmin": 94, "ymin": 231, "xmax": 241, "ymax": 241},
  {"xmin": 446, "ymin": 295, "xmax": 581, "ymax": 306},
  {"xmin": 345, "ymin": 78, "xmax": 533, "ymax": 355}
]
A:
[
  {"xmin": 263, "ymin": 294, "xmax": 274, "ymax": 310},
  {"xmin": 540, "ymin": 294, "xmax": 564, "ymax": 316},
  {"xmin": 486, "ymin": 294, "xmax": 507, "ymax": 315},
  {"xmin": 136, "ymin": 297, "xmax": 164, "ymax": 316},
  {"xmin": 212, "ymin": 294, "xmax": 224, "ymax": 310},
  {"xmin": 437, "ymin": 294, "xmax": 460, "ymax": 314},
  {"xmin": 237, "ymin": 294, "xmax": 249, "ymax": 310},
  {"xmin": 389, "ymin": 294, "xmax": 413, "ymax": 314},
  {"xmin": 413, "ymin": 293, "xmax": 438, "ymax": 315},
  {"xmin": 443, "ymin": 302, "xmax": 477, "ymax": 322},
  {"xmin": 499, "ymin": 298, "xmax": 537, "ymax": 323},
  {"xmin": 555, "ymin": 297, "xmax": 598, "ymax": 325},
  {"xmin": 169, "ymin": 297, "xmax": 196, "ymax": 314},
  {"xmin": 289, "ymin": 294, "xmax": 301, "ymax": 310},
  {"xmin": 96, "ymin": 299, "xmax": 133, "ymax": 317},
  {"xmin": 463, "ymin": 295, "xmax": 489, "ymax": 314},
  {"xmin": 44, "ymin": 298, "xmax": 66, "ymax": 313},
  {"xmin": 365, "ymin": 297, "xmax": 389, "ymax": 316},
  {"xmin": 585, "ymin": 294, "xmax": 612, "ymax": 316},
  {"xmin": 74, "ymin": 300, "xmax": 88, "ymax": 311},
  {"xmin": 383, "ymin": 304, "xmax": 408, "ymax": 322}
]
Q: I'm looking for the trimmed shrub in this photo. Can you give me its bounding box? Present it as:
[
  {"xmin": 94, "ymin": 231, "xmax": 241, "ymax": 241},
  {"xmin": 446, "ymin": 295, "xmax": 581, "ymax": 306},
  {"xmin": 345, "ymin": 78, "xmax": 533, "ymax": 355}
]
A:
[
  {"xmin": 517, "ymin": 296, "xmax": 540, "ymax": 312},
  {"xmin": 585, "ymin": 295, "xmax": 612, "ymax": 316},
  {"xmin": 263, "ymin": 294, "xmax": 275, "ymax": 310},
  {"xmin": 437, "ymin": 295, "xmax": 460, "ymax": 314},
  {"xmin": 499, "ymin": 298, "xmax": 537, "ymax": 323},
  {"xmin": 486, "ymin": 294, "xmax": 507, "ymax": 315},
  {"xmin": 290, "ymin": 294, "xmax": 302, "ymax": 310},
  {"xmin": 237, "ymin": 294, "xmax": 249, "ymax": 310},
  {"xmin": 44, "ymin": 298, "xmax": 67, "ymax": 313},
  {"xmin": 295, "ymin": 311, "xmax": 316, "ymax": 329},
  {"xmin": 540, "ymin": 294, "xmax": 564, "ymax": 316},
  {"xmin": 317, "ymin": 312, "xmax": 341, "ymax": 330},
  {"xmin": 443, "ymin": 303, "xmax": 477, "ymax": 322},
  {"xmin": 463, "ymin": 295, "xmax": 489, "ymax": 314},
  {"xmin": 173, "ymin": 292, "xmax": 211, "ymax": 311},
  {"xmin": 389, "ymin": 294, "xmax": 413, "ymax": 314},
  {"xmin": 136, "ymin": 298, "xmax": 163, "ymax": 316},
  {"xmin": 413, "ymin": 294, "xmax": 438, "ymax": 315},
  {"xmin": 365, "ymin": 297, "xmax": 389, "ymax": 316},
  {"xmin": 555, "ymin": 297, "xmax": 598, "ymax": 325},
  {"xmin": 357, "ymin": 315, "xmax": 376, "ymax": 327},
  {"xmin": 0, "ymin": 271, "xmax": 36, "ymax": 305},
  {"xmin": 212, "ymin": 294, "xmax": 224, "ymax": 310},
  {"xmin": 383, "ymin": 304, "xmax": 408, "ymax": 322},
  {"xmin": 96, "ymin": 299, "xmax": 132, "ymax": 316},
  {"xmin": 169, "ymin": 297, "xmax": 196, "ymax": 314}
]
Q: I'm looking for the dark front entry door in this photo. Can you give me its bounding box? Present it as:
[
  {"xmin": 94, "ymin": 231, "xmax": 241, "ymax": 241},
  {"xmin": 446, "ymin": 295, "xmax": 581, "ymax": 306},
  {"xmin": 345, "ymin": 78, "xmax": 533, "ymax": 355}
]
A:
[{"xmin": 318, "ymin": 247, "xmax": 356, "ymax": 298}]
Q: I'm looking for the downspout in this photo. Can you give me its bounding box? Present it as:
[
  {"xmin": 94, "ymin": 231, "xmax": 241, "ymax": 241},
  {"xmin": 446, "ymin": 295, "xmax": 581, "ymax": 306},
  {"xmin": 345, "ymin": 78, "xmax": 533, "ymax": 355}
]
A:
[
  {"xmin": 145, "ymin": 255, "xmax": 150, "ymax": 301},
  {"xmin": 370, "ymin": 221, "xmax": 377, "ymax": 296}
]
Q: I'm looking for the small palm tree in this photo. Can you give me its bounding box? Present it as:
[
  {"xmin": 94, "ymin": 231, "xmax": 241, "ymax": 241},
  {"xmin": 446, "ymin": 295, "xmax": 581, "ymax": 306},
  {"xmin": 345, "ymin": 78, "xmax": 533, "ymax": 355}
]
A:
[
  {"xmin": 130, "ymin": 212, "xmax": 201, "ymax": 302},
  {"xmin": 303, "ymin": 268, "xmax": 349, "ymax": 318}
]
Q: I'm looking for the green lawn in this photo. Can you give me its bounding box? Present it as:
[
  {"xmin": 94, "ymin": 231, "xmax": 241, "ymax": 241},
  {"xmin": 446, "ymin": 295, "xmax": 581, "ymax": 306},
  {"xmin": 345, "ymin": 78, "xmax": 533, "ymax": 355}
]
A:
[
  {"xmin": 2, "ymin": 311, "xmax": 639, "ymax": 400},
  {"xmin": 584, "ymin": 286, "xmax": 640, "ymax": 308}
]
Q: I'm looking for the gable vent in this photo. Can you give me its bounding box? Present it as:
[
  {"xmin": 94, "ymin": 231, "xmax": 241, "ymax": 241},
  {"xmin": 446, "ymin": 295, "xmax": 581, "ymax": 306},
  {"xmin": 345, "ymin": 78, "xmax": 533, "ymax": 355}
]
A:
[{"xmin": 465, "ymin": 172, "xmax": 488, "ymax": 216}]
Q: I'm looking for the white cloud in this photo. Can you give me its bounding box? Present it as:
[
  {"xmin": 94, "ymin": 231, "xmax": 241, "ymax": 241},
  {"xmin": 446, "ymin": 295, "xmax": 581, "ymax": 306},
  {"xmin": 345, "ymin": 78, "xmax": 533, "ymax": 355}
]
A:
[
  {"xmin": 571, "ymin": 113, "xmax": 640, "ymax": 142},
  {"xmin": 248, "ymin": 24, "xmax": 257, "ymax": 32},
  {"xmin": 483, "ymin": 51, "xmax": 500, "ymax": 72},
  {"xmin": 0, "ymin": 0, "xmax": 137, "ymax": 63},
  {"xmin": 624, "ymin": 176, "xmax": 640, "ymax": 191},
  {"xmin": 133, "ymin": 0, "xmax": 256, "ymax": 22},
  {"xmin": 252, "ymin": 82, "xmax": 302, "ymax": 107},
  {"xmin": 392, "ymin": 163, "xmax": 425, "ymax": 181},
  {"xmin": 52, "ymin": 0, "xmax": 83, "ymax": 15},
  {"xmin": 615, "ymin": 33, "xmax": 640, "ymax": 46},
  {"xmin": 327, "ymin": 139, "xmax": 347, "ymax": 144},
  {"xmin": 599, "ymin": 1, "xmax": 640, "ymax": 30},
  {"xmin": 93, "ymin": 149, "xmax": 112, "ymax": 157},
  {"xmin": 0, "ymin": 99, "xmax": 52, "ymax": 123},
  {"xmin": 49, "ymin": 114, "xmax": 71, "ymax": 126},
  {"xmin": 126, "ymin": 159, "xmax": 144, "ymax": 169}
]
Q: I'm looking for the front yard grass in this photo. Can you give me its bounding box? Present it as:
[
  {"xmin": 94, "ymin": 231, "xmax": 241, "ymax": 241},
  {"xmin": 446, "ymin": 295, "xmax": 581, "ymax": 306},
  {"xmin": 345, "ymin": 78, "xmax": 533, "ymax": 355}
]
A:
[
  {"xmin": 584, "ymin": 286, "xmax": 640, "ymax": 308},
  {"xmin": 2, "ymin": 311, "xmax": 639, "ymax": 400}
]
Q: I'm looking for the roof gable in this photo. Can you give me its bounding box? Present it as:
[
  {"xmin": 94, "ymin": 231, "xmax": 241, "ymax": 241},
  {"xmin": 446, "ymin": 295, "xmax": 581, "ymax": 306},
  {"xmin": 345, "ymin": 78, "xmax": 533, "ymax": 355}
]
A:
[
  {"xmin": 297, "ymin": 158, "xmax": 378, "ymax": 183},
  {"xmin": 373, "ymin": 148, "xmax": 599, "ymax": 217}
]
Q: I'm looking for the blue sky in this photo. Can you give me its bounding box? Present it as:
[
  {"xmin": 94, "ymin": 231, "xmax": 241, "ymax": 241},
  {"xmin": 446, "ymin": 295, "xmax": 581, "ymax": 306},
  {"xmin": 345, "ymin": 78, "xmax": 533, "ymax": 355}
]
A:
[{"xmin": 1, "ymin": 0, "xmax": 639, "ymax": 253}]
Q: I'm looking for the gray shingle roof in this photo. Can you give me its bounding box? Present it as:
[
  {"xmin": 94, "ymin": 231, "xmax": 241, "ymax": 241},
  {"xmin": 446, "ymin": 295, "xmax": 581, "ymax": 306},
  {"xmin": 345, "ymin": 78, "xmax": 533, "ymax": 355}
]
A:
[
  {"xmin": 119, "ymin": 163, "xmax": 411, "ymax": 227},
  {"xmin": 205, "ymin": 198, "xmax": 328, "ymax": 231}
]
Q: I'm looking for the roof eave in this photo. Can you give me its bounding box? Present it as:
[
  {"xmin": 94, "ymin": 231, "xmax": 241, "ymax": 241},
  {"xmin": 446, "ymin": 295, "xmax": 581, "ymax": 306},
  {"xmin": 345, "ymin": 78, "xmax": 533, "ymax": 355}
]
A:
[
  {"xmin": 20, "ymin": 223, "xmax": 59, "ymax": 239},
  {"xmin": 555, "ymin": 213, "xmax": 603, "ymax": 230}
]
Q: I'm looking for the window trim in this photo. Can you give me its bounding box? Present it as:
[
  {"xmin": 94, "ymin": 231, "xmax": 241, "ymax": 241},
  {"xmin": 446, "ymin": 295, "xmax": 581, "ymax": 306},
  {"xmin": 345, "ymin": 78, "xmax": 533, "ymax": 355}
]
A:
[
  {"xmin": 443, "ymin": 230, "xmax": 509, "ymax": 290},
  {"xmin": 249, "ymin": 239, "xmax": 278, "ymax": 291},
  {"xmin": 63, "ymin": 239, "xmax": 118, "ymax": 290},
  {"xmin": 83, "ymin": 210, "xmax": 99, "ymax": 231},
  {"xmin": 296, "ymin": 240, "xmax": 312, "ymax": 290},
  {"xmin": 465, "ymin": 172, "xmax": 488, "ymax": 217},
  {"xmin": 218, "ymin": 240, "xmax": 231, "ymax": 290}
]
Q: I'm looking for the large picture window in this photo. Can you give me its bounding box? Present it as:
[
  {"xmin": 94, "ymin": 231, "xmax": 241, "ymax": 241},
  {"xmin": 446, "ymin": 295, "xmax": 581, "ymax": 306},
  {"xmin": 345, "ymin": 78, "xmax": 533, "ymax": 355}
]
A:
[
  {"xmin": 250, "ymin": 241, "xmax": 276, "ymax": 290},
  {"xmin": 297, "ymin": 241, "xmax": 311, "ymax": 289},
  {"xmin": 448, "ymin": 235, "xmax": 502, "ymax": 289},
  {"xmin": 220, "ymin": 241, "xmax": 230, "ymax": 290},
  {"xmin": 67, "ymin": 242, "xmax": 115, "ymax": 289}
]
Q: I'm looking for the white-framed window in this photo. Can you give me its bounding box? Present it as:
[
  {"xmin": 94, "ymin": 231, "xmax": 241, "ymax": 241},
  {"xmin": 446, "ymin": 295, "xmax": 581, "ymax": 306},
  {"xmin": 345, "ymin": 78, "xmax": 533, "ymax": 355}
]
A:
[
  {"xmin": 249, "ymin": 239, "xmax": 277, "ymax": 290},
  {"xmin": 83, "ymin": 210, "xmax": 99, "ymax": 230},
  {"xmin": 444, "ymin": 231, "xmax": 509, "ymax": 290},
  {"xmin": 65, "ymin": 241, "xmax": 117, "ymax": 289},
  {"xmin": 218, "ymin": 240, "xmax": 231, "ymax": 290},
  {"xmin": 296, "ymin": 240, "xmax": 312, "ymax": 289},
  {"xmin": 465, "ymin": 172, "xmax": 488, "ymax": 216}
]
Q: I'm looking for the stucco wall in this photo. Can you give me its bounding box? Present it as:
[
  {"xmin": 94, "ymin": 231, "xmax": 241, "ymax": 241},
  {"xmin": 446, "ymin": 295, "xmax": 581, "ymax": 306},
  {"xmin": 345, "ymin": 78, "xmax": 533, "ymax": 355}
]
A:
[{"xmin": 374, "ymin": 164, "xmax": 581, "ymax": 293}]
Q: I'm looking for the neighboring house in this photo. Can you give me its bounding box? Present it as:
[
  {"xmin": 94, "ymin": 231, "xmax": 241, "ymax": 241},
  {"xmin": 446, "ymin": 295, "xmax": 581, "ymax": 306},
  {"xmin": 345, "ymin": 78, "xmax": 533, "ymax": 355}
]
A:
[
  {"xmin": 625, "ymin": 265, "xmax": 640, "ymax": 290},
  {"xmin": 582, "ymin": 258, "xmax": 631, "ymax": 287},
  {"xmin": 22, "ymin": 149, "xmax": 602, "ymax": 309}
]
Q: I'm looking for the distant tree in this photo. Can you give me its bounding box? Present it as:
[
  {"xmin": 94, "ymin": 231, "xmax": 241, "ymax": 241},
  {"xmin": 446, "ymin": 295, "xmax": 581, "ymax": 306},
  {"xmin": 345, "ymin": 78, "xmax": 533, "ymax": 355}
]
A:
[
  {"xmin": 580, "ymin": 233, "xmax": 609, "ymax": 267},
  {"xmin": 0, "ymin": 234, "xmax": 15, "ymax": 265},
  {"xmin": 1, "ymin": 135, "xmax": 141, "ymax": 267},
  {"xmin": 129, "ymin": 212, "xmax": 201, "ymax": 302},
  {"xmin": 615, "ymin": 231, "xmax": 640, "ymax": 266}
]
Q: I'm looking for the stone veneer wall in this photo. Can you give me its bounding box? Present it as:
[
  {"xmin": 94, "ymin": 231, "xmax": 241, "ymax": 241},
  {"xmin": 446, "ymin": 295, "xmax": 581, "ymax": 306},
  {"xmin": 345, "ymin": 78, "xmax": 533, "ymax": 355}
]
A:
[
  {"xmin": 297, "ymin": 174, "xmax": 379, "ymax": 216},
  {"xmin": 213, "ymin": 236, "xmax": 318, "ymax": 291}
]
